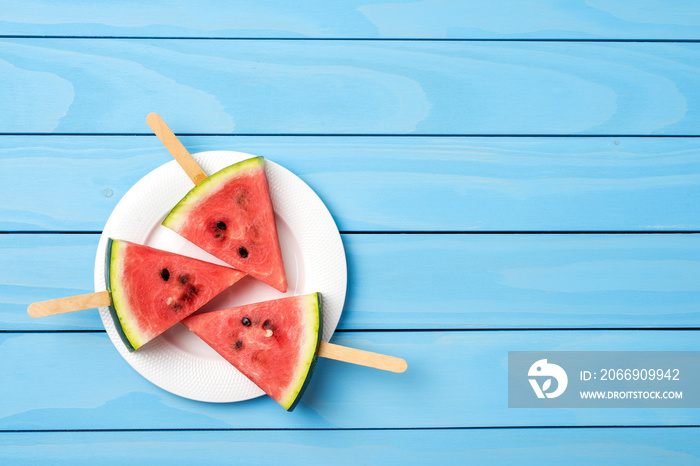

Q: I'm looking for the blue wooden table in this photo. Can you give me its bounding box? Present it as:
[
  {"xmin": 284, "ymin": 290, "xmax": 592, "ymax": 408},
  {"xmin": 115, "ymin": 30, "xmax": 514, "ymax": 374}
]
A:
[{"xmin": 2, "ymin": 1, "xmax": 700, "ymax": 463}]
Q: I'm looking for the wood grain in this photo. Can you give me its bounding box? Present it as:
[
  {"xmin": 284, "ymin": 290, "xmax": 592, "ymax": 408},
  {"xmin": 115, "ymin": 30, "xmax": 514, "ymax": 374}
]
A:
[
  {"xmin": 2, "ymin": 136, "xmax": 700, "ymax": 232},
  {"xmin": 0, "ymin": 331, "xmax": 698, "ymax": 430},
  {"xmin": 1, "ymin": 1, "xmax": 700, "ymax": 39},
  {"xmin": 1, "ymin": 40, "xmax": 700, "ymax": 135},
  {"xmin": 5, "ymin": 233, "xmax": 700, "ymax": 331}
]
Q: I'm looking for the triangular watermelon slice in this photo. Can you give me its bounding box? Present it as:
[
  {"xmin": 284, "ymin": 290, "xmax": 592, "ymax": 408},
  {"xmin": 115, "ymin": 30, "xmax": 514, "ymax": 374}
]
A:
[
  {"xmin": 161, "ymin": 157, "xmax": 287, "ymax": 292},
  {"xmin": 106, "ymin": 238, "xmax": 245, "ymax": 351},
  {"xmin": 182, "ymin": 293, "xmax": 322, "ymax": 411}
]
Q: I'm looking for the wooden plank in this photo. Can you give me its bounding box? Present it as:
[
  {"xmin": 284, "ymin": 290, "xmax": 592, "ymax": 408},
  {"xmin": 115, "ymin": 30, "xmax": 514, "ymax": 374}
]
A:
[
  {"xmin": 1, "ymin": 428, "xmax": 699, "ymax": 464},
  {"xmin": 2, "ymin": 136, "xmax": 700, "ymax": 232},
  {"xmin": 0, "ymin": 331, "xmax": 698, "ymax": 430},
  {"xmin": 343, "ymin": 233, "xmax": 700, "ymax": 329},
  {"xmin": 0, "ymin": 234, "xmax": 101, "ymax": 331},
  {"xmin": 2, "ymin": 40, "xmax": 700, "ymax": 135},
  {"xmin": 6, "ymin": 233, "xmax": 700, "ymax": 331},
  {"xmin": 2, "ymin": 1, "xmax": 700, "ymax": 40}
]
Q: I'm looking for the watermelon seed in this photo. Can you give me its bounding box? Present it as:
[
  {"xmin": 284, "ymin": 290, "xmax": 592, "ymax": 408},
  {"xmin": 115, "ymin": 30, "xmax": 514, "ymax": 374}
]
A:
[
  {"xmin": 242, "ymin": 317, "xmax": 251, "ymax": 326},
  {"xmin": 166, "ymin": 297, "xmax": 173, "ymax": 305},
  {"xmin": 181, "ymin": 285, "xmax": 198, "ymax": 302},
  {"xmin": 262, "ymin": 320, "xmax": 271, "ymax": 329},
  {"xmin": 179, "ymin": 274, "xmax": 190, "ymax": 285},
  {"xmin": 265, "ymin": 329, "xmax": 273, "ymax": 337},
  {"xmin": 235, "ymin": 340, "xmax": 243, "ymax": 349},
  {"xmin": 216, "ymin": 221, "xmax": 227, "ymax": 230},
  {"xmin": 160, "ymin": 268, "xmax": 170, "ymax": 281},
  {"xmin": 238, "ymin": 246, "xmax": 249, "ymax": 258}
]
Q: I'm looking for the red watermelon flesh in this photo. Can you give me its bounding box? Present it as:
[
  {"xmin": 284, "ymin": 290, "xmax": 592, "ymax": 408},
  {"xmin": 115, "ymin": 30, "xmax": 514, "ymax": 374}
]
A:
[
  {"xmin": 182, "ymin": 293, "xmax": 322, "ymax": 411},
  {"xmin": 162, "ymin": 157, "xmax": 287, "ymax": 292},
  {"xmin": 106, "ymin": 238, "xmax": 246, "ymax": 351}
]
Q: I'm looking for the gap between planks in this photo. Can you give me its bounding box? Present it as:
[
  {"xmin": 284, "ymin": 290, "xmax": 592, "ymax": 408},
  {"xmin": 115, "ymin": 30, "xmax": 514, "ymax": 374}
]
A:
[
  {"xmin": 3, "ymin": 231, "xmax": 700, "ymax": 235},
  {"xmin": 1, "ymin": 133, "xmax": 700, "ymax": 137},
  {"xmin": 3, "ymin": 36, "xmax": 700, "ymax": 43},
  {"xmin": 4, "ymin": 328, "xmax": 700, "ymax": 333},
  {"xmin": 1, "ymin": 425, "xmax": 699, "ymax": 433}
]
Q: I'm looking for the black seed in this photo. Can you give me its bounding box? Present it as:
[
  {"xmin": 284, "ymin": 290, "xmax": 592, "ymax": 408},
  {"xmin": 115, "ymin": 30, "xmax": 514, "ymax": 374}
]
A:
[
  {"xmin": 160, "ymin": 269, "xmax": 170, "ymax": 281},
  {"xmin": 262, "ymin": 320, "xmax": 272, "ymax": 329},
  {"xmin": 234, "ymin": 340, "xmax": 243, "ymax": 349},
  {"xmin": 238, "ymin": 246, "xmax": 248, "ymax": 258},
  {"xmin": 181, "ymin": 285, "xmax": 198, "ymax": 302},
  {"xmin": 241, "ymin": 317, "xmax": 251, "ymax": 326},
  {"xmin": 216, "ymin": 221, "xmax": 227, "ymax": 230},
  {"xmin": 179, "ymin": 275, "xmax": 189, "ymax": 285}
]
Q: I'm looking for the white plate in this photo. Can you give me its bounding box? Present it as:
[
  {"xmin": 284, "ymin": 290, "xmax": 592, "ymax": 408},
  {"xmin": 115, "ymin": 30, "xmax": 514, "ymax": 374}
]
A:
[{"xmin": 93, "ymin": 151, "xmax": 347, "ymax": 403}]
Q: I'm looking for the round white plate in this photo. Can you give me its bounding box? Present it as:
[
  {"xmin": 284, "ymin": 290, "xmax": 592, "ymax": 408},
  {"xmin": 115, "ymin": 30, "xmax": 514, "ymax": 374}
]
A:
[{"xmin": 94, "ymin": 151, "xmax": 347, "ymax": 403}]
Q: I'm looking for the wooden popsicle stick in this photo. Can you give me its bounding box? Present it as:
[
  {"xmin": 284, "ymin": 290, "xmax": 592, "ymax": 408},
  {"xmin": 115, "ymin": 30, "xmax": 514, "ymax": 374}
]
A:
[
  {"xmin": 146, "ymin": 112, "xmax": 208, "ymax": 185},
  {"xmin": 318, "ymin": 341, "xmax": 407, "ymax": 373},
  {"xmin": 27, "ymin": 291, "xmax": 111, "ymax": 318},
  {"xmin": 27, "ymin": 292, "xmax": 407, "ymax": 372}
]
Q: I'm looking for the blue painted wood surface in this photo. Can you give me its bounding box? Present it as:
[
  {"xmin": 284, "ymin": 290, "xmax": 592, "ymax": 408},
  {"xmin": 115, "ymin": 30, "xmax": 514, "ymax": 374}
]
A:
[
  {"xmin": 1, "ymin": 40, "xmax": 700, "ymax": 135},
  {"xmin": 2, "ymin": 1, "xmax": 700, "ymax": 463},
  {"xmin": 5, "ymin": 233, "xmax": 700, "ymax": 331},
  {"xmin": 2, "ymin": 136, "xmax": 700, "ymax": 232},
  {"xmin": 1, "ymin": 331, "xmax": 698, "ymax": 430},
  {"xmin": 3, "ymin": 428, "xmax": 699, "ymax": 465},
  {"xmin": 2, "ymin": 1, "xmax": 700, "ymax": 40}
]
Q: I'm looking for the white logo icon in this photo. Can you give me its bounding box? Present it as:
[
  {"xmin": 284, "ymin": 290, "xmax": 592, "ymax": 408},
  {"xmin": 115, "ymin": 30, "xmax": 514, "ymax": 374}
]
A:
[{"xmin": 528, "ymin": 359, "xmax": 568, "ymax": 398}]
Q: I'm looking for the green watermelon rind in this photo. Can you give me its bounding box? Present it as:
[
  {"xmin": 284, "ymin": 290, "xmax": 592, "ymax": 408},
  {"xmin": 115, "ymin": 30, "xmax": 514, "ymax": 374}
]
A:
[
  {"xmin": 105, "ymin": 238, "xmax": 148, "ymax": 352},
  {"xmin": 161, "ymin": 156, "xmax": 264, "ymax": 230},
  {"xmin": 284, "ymin": 292, "xmax": 323, "ymax": 412}
]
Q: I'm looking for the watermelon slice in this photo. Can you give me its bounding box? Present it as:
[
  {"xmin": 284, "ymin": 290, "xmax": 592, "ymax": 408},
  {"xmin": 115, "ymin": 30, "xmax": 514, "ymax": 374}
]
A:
[
  {"xmin": 106, "ymin": 238, "xmax": 245, "ymax": 351},
  {"xmin": 162, "ymin": 157, "xmax": 287, "ymax": 292},
  {"xmin": 182, "ymin": 293, "xmax": 322, "ymax": 411}
]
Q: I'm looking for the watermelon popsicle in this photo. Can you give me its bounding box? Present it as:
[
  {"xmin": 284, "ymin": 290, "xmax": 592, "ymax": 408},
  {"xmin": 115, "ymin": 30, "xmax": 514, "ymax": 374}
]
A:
[
  {"xmin": 27, "ymin": 239, "xmax": 246, "ymax": 351},
  {"xmin": 147, "ymin": 113, "xmax": 287, "ymax": 293},
  {"xmin": 183, "ymin": 293, "xmax": 407, "ymax": 411},
  {"xmin": 183, "ymin": 293, "xmax": 322, "ymax": 411}
]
